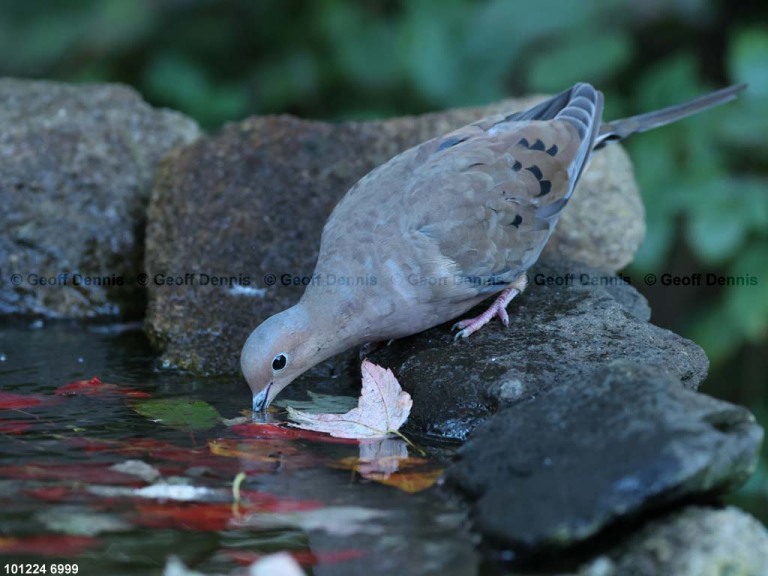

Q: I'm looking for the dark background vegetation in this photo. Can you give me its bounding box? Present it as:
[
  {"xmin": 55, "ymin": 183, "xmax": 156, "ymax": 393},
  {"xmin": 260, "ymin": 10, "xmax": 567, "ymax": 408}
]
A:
[{"xmin": 1, "ymin": 0, "xmax": 765, "ymax": 516}]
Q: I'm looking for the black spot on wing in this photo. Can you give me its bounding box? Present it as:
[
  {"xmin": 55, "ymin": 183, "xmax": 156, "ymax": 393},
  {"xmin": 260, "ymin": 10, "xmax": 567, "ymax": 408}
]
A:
[
  {"xmin": 530, "ymin": 139, "xmax": 546, "ymax": 151},
  {"xmin": 526, "ymin": 165, "xmax": 543, "ymax": 180},
  {"xmin": 510, "ymin": 214, "xmax": 522, "ymax": 228},
  {"xmin": 512, "ymin": 160, "xmax": 522, "ymax": 172},
  {"xmin": 525, "ymin": 164, "xmax": 552, "ymax": 196},
  {"xmin": 438, "ymin": 135, "xmax": 470, "ymax": 151},
  {"xmin": 546, "ymin": 144, "xmax": 558, "ymax": 156},
  {"xmin": 518, "ymin": 137, "xmax": 530, "ymax": 149}
]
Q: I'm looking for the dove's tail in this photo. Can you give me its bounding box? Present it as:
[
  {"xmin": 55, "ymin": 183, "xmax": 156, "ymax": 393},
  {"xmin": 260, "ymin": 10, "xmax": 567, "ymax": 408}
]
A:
[{"xmin": 594, "ymin": 84, "xmax": 746, "ymax": 148}]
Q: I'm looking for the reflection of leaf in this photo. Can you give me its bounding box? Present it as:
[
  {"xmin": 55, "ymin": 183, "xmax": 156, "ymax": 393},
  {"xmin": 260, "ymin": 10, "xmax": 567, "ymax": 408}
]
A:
[
  {"xmin": 132, "ymin": 398, "xmax": 220, "ymax": 431},
  {"xmin": 287, "ymin": 361, "xmax": 412, "ymax": 439},
  {"xmin": 275, "ymin": 391, "xmax": 358, "ymax": 414},
  {"xmin": 333, "ymin": 439, "xmax": 442, "ymax": 493}
]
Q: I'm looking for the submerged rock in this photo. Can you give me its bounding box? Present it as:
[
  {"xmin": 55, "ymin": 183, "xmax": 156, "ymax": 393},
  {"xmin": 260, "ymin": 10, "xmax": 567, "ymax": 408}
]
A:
[
  {"xmin": 0, "ymin": 79, "xmax": 200, "ymax": 319},
  {"xmin": 144, "ymin": 99, "xmax": 643, "ymax": 374},
  {"xmin": 444, "ymin": 361, "xmax": 763, "ymax": 552}
]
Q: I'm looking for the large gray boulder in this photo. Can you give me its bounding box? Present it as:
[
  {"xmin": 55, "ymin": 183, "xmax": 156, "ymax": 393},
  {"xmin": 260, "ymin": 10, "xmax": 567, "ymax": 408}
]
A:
[{"xmin": 0, "ymin": 79, "xmax": 200, "ymax": 318}]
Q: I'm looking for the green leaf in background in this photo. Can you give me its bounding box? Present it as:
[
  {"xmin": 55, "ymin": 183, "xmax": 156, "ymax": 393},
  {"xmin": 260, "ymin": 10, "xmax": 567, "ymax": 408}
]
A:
[
  {"xmin": 527, "ymin": 30, "xmax": 632, "ymax": 93},
  {"xmin": 133, "ymin": 398, "xmax": 221, "ymax": 431},
  {"xmin": 729, "ymin": 28, "xmax": 768, "ymax": 101},
  {"xmin": 724, "ymin": 243, "xmax": 768, "ymax": 341}
]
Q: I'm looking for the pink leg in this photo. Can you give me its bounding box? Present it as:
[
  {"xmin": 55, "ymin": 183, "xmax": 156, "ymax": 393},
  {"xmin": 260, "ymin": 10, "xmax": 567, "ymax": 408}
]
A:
[{"xmin": 452, "ymin": 274, "xmax": 528, "ymax": 340}]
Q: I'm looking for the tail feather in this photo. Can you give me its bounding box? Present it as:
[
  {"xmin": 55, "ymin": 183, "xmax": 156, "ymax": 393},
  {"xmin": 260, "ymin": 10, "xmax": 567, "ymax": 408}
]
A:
[{"xmin": 595, "ymin": 83, "xmax": 746, "ymax": 148}]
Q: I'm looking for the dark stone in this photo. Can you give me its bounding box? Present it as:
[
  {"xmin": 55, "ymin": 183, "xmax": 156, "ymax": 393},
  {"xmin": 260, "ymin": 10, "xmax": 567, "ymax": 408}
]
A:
[
  {"xmin": 145, "ymin": 99, "xmax": 643, "ymax": 374},
  {"xmin": 369, "ymin": 257, "xmax": 705, "ymax": 440},
  {"xmin": 443, "ymin": 362, "xmax": 763, "ymax": 552},
  {"xmin": 0, "ymin": 79, "xmax": 200, "ymax": 319}
]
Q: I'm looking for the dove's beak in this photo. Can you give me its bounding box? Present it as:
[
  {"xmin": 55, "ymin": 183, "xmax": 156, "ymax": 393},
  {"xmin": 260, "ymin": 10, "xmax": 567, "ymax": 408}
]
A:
[{"xmin": 252, "ymin": 382, "xmax": 273, "ymax": 412}]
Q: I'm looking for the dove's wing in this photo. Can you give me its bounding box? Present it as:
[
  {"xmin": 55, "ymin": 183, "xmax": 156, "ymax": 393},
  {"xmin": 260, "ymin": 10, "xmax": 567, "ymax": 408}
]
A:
[{"xmin": 406, "ymin": 83, "xmax": 604, "ymax": 297}]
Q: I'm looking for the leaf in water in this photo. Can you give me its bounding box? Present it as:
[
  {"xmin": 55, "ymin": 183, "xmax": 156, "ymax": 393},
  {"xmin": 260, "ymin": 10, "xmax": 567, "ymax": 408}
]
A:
[
  {"xmin": 225, "ymin": 548, "xmax": 365, "ymax": 568},
  {"xmin": 275, "ymin": 391, "xmax": 358, "ymax": 414},
  {"xmin": 0, "ymin": 463, "xmax": 142, "ymax": 485},
  {"xmin": 56, "ymin": 376, "xmax": 151, "ymax": 398},
  {"xmin": 237, "ymin": 506, "xmax": 388, "ymax": 537},
  {"xmin": 209, "ymin": 438, "xmax": 324, "ymax": 472},
  {"xmin": 0, "ymin": 419, "xmax": 33, "ymax": 434},
  {"xmin": 132, "ymin": 398, "xmax": 220, "ymax": 431},
  {"xmin": 333, "ymin": 438, "xmax": 442, "ymax": 494},
  {"xmin": 39, "ymin": 508, "xmax": 130, "ymax": 536},
  {"xmin": 0, "ymin": 391, "xmax": 46, "ymax": 410},
  {"xmin": 287, "ymin": 360, "xmax": 412, "ymax": 439},
  {"xmin": 364, "ymin": 469, "xmax": 443, "ymax": 494},
  {"xmin": 0, "ymin": 534, "xmax": 99, "ymax": 556},
  {"xmin": 230, "ymin": 422, "xmax": 359, "ymax": 445},
  {"xmin": 110, "ymin": 460, "xmax": 162, "ymax": 483},
  {"xmin": 249, "ymin": 552, "xmax": 306, "ymax": 576},
  {"xmin": 209, "ymin": 438, "xmax": 300, "ymax": 462}
]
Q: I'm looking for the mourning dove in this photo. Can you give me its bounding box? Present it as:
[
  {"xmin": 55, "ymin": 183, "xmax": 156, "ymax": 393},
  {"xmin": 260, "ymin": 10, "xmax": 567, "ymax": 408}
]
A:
[{"xmin": 243, "ymin": 83, "xmax": 744, "ymax": 410}]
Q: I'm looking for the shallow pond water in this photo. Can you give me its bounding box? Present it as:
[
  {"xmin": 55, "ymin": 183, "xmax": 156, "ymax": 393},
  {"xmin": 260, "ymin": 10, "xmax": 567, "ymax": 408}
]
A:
[{"xmin": 0, "ymin": 322, "xmax": 477, "ymax": 576}]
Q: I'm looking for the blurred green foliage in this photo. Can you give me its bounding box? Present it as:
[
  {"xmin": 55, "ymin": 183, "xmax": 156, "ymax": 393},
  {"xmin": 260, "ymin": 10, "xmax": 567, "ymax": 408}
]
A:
[{"xmin": 1, "ymin": 0, "xmax": 766, "ymax": 516}]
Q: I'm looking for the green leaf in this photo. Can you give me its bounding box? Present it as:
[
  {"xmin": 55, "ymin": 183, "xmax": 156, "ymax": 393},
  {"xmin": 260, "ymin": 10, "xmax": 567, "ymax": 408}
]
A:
[
  {"xmin": 527, "ymin": 30, "xmax": 632, "ymax": 93},
  {"xmin": 729, "ymin": 28, "xmax": 768, "ymax": 101},
  {"xmin": 133, "ymin": 398, "xmax": 220, "ymax": 431}
]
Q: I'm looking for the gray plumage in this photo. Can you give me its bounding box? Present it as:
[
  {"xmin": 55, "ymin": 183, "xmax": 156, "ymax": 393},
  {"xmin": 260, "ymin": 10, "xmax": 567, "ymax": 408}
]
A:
[{"xmin": 242, "ymin": 82, "xmax": 745, "ymax": 410}]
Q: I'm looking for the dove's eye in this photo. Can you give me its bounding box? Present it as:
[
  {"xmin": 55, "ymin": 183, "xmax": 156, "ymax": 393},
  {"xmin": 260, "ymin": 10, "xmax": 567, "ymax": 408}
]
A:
[{"xmin": 272, "ymin": 354, "xmax": 288, "ymax": 371}]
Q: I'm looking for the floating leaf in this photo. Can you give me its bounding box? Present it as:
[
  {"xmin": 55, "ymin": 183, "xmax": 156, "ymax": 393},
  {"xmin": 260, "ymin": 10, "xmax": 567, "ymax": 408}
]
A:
[
  {"xmin": 237, "ymin": 506, "xmax": 388, "ymax": 537},
  {"xmin": 287, "ymin": 361, "xmax": 412, "ymax": 439},
  {"xmin": 0, "ymin": 419, "xmax": 33, "ymax": 434},
  {"xmin": 0, "ymin": 534, "xmax": 99, "ymax": 556},
  {"xmin": 0, "ymin": 391, "xmax": 46, "ymax": 410},
  {"xmin": 230, "ymin": 422, "xmax": 359, "ymax": 445},
  {"xmin": 56, "ymin": 376, "xmax": 151, "ymax": 398},
  {"xmin": 132, "ymin": 398, "xmax": 220, "ymax": 431}
]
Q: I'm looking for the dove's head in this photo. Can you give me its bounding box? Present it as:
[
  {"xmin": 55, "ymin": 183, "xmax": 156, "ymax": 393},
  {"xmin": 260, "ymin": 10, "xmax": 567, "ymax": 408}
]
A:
[{"xmin": 241, "ymin": 305, "xmax": 315, "ymax": 411}]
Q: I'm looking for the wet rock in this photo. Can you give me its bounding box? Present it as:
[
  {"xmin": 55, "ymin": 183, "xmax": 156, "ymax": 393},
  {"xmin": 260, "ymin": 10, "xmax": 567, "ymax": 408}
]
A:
[
  {"xmin": 0, "ymin": 79, "xmax": 200, "ymax": 319},
  {"xmin": 444, "ymin": 362, "xmax": 763, "ymax": 552},
  {"xmin": 370, "ymin": 257, "xmax": 707, "ymax": 439},
  {"xmin": 580, "ymin": 506, "xmax": 768, "ymax": 576},
  {"xmin": 145, "ymin": 98, "xmax": 643, "ymax": 373}
]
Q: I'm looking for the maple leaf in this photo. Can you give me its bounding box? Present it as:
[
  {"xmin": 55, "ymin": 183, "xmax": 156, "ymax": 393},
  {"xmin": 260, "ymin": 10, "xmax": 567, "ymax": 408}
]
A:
[{"xmin": 287, "ymin": 360, "xmax": 412, "ymax": 439}]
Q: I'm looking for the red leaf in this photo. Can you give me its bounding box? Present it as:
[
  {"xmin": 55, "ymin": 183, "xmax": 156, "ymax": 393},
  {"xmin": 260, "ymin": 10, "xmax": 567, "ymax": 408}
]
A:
[
  {"xmin": 0, "ymin": 419, "xmax": 33, "ymax": 434},
  {"xmin": 134, "ymin": 491, "xmax": 321, "ymax": 531},
  {"xmin": 55, "ymin": 376, "xmax": 151, "ymax": 398},
  {"xmin": 0, "ymin": 391, "xmax": 45, "ymax": 410},
  {"xmin": 0, "ymin": 535, "xmax": 98, "ymax": 556},
  {"xmin": 0, "ymin": 463, "xmax": 144, "ymax": 485},
  {"xmin": 231, "ymin": 423, "xmax": 359, "ymax": 445}
]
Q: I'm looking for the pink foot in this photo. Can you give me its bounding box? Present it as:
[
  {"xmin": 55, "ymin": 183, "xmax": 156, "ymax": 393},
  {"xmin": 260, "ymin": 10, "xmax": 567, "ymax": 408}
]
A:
[{"xmin": 452, "ymin": 275, "xmax": 528, "ymax": 340}]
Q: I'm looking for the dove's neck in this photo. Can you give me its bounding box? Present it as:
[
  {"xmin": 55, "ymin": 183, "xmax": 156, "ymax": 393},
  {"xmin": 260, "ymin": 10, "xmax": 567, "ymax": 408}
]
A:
[{"xmin": 293, "ymin": 298, "xmax": 363, "ymax": 368}]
